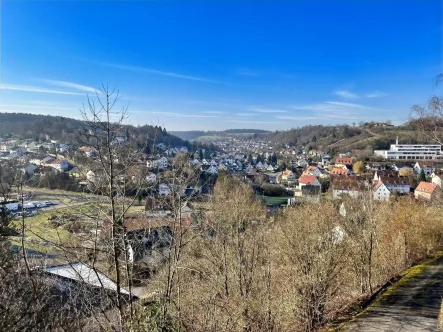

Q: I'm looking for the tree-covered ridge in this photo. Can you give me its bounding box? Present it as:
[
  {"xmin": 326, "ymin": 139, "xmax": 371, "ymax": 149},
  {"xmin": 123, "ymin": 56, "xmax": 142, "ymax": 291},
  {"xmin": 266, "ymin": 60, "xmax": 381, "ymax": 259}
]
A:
[
  {"xmin": 170, "ymin": 129, "xmax": 270, "ymax": 141},
  {"xmin": 0, "ymin": 112, "xmax": 187, "ymax": 148}
]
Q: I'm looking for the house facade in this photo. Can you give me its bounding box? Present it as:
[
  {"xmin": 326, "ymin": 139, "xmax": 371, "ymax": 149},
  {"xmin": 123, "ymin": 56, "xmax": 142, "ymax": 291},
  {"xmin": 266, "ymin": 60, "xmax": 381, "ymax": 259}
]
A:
[{"xmin": 415, "ymin": 181, "xmax": 438, "ymax": 201}]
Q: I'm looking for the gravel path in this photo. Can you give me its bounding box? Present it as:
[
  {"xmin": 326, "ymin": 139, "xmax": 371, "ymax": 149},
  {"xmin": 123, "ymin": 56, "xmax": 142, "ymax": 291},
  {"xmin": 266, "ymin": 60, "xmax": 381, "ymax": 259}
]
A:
[{"xmin": 343, "ymin": 255, "xmax": 443, "ymax": 331}]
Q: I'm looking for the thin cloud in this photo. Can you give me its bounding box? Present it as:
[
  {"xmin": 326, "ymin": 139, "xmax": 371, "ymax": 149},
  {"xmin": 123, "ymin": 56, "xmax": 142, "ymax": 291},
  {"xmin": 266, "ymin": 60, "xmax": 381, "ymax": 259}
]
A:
[
  {"xmin": 325, "ymin": 101, "xmax": 374, "ymax": 110},
  {"xmin": 365, "ymin": 91, "xmax": 388, "ymax": 98},
  {"xmin": 333, "ymin": 90, "xmax": 359, "ymax": 99},
  {"xmin": 202, "ymin": 111, "xmax": 225, "ymax": 114},
  {"xmin": 0, "ymin": 83, "xmax": 83, "ymax": 96},
  {"xmin": 236, "ymin": 113, "xmax": 254, "ymax": 116},
  {"xmin": 0, "ymin": 103, "xmax": 77, "ymax": 111},
  {"xmin": 249, "ymin": 108, "xmax": 288, "ymax": 114},
  {"xmin": 226, "ymin": 119, "xmax": 285, "ymax": 124},
  {"xmin": 277, "ymin": 115, "xmax": 321, "ymax": 121},
  {"xmin": 39, "ymin": 79, "xmax": 97, "ymax": 93},
  {"xmin": 90, "ymin": 60, "xmax": 221, "ymax": 83},
  {"xmin": 141, "ymin": 111, "xmax": 222, "ymax": 119},
  {"xmin": 236, "ymin": 68, "xmax": 260, "ymax": 77}
]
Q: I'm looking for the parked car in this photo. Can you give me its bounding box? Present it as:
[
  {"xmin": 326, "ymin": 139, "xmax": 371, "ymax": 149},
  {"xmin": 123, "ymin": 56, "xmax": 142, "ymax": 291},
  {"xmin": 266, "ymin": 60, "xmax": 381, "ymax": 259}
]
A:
[
  {"xmin": 36, "ymin": 203, "xmax": 47, "ymax": 208},
  {"xmin": 43, "ymin": 201, "xmax": 54, "ymax": 206},
  {"xmin": 23, "ymin": 203, "xmax": 35, "ymax": 209}
]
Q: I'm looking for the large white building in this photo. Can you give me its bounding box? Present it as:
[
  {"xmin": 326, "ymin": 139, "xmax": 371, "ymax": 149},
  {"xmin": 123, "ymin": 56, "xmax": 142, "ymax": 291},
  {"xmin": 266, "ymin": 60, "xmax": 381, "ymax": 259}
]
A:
[{"xmin": 374, "ymin": 137, "xmax": 442, "ymax": 160}]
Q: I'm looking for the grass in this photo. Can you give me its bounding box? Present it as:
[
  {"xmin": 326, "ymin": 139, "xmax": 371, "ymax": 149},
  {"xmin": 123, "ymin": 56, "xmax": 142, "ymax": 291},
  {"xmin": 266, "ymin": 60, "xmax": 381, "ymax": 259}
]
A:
[{"xmin": 261, "ymin": 196, "xmax": 292, "ymax": 205}]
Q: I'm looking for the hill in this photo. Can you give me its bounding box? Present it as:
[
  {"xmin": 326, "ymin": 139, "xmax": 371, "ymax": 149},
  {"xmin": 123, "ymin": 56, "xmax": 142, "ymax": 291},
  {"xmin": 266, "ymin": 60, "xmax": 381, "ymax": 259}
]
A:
[
  {"xmin": 170, "ymin": 129, "xmax": 269, "ymax": 141},
  {"xmin": 258, "ymin": 122, "xmax": 443, "ymax": 155},
  {"xmin": 0, "ymin": 112, "xmax": 188, "ymax": 149}
]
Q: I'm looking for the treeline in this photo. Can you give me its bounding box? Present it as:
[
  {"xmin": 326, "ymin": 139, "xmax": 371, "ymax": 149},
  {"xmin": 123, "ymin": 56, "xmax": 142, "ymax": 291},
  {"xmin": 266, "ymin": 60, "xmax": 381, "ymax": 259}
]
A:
[{"xmin": 170, "ymin": 129, "xmax": 269, "ymax": 141}]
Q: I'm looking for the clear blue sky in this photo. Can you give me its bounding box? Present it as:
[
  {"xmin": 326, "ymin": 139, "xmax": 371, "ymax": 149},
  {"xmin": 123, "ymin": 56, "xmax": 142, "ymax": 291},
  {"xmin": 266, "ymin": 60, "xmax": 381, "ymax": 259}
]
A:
[{"xmin": 1, "ymin": 0, "xmax": 442, "ymax": 131}]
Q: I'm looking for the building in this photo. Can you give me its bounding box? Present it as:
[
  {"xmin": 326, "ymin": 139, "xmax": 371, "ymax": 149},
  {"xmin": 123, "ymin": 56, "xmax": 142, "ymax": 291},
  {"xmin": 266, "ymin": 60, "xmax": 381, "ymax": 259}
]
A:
[
  {"xmin": 374, "ymin": 137, "xmax": 442, "ymax": 160},
  {"xmin": 373, "ymin": 181, "xmax": 390, "ymax": 201},
  {"xmin": 305, "ymin": 166, "xmax": 322, "ymax": 177},
  {"xmin": 335, "ymin": 157, "xmax": 354, "ymax": 166},
  {"xmin": 298, "ymin": 174, "xmax": 320, "ymax": 189},
  {"xmin": 378, "ymin": 175, "xmax": 410, "ymax": 194},
  {"xmin": 158, "ymin": 183, "xmax": 171, "ymax": 197},
  {"xmin": 413, "ymin": 162, "xmax": 436, "ymax": 175},
  {"xmin": 332, "ymin": 176, "xmax": 361, "ymax": 199},
  {"xmin": 414, "ymin": 182, "xmax": 438, "ymax": 201},
  {"xmin": 281, "ymin": 169, "xmax": 296, "ymax": 182},
  {"xmin": 431, "ymin": 172, "xmax": 443, "ymax": 188},
  {"xmin": 331, "ymin": 167, "xmax": 349, "ymax": 175}
]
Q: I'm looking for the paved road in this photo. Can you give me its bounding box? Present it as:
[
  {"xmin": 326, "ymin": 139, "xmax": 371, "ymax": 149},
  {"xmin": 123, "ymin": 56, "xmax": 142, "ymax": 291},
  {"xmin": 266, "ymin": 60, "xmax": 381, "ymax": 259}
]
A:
[{"xmin": 344, "ymin": 255, "xmax": 443, "ymax": 332}]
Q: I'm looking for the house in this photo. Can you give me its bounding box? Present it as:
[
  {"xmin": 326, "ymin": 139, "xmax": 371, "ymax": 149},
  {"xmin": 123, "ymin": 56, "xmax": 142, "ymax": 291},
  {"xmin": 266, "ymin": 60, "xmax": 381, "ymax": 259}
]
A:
[
  {"xmin": 331, "ymin": 167, "xmax": 349, "ymax": 175},
  {"xmin": 67, "ymin": 166, "xmax": 82, "ymax": 178},
  {"xmin": 322, "ymin": 155, "xmax": 332, "ymax": 164},
  {"xmin": 373, "ymin": 181, "xmax": 390, "ymax": 201},
  {"xmin": 206, "ymin": 165, "xmax": 219, "ymax": 175},
  {"xmin": 146, "ymin": 173, "xmax": 157, "ymax": 183},
  {"xmin": 48, "ymin": 159, "xmax": 71, "ymax": 172},
  {"xmin": 298, "ymin": 174, "xmax": 320, "ymax": 189},
  {"xmin": 10, "ymin": 147, "xmax": 27, "ymax": 156},
  {"xmin": 414, "ymin": 162, "xmax": 435, "ymax": 175},
  {"xmin": 147, "ymin": 157, "xmax": 168, "ymax": 170},
  {"xmin": 305, "ymin": 166, "xmax": 322, "ymax": 177},
  {"xmin": 22, "ymin": 164, "xmax": 38, "ymax": 177},
  {"xmin": 158, "ymin": 183, "xmax": 171, "ymax": 197},
  {"xmin": 332, "ymin": 176, "xmax": 361, "ymax": 199},
  {"xmin": 378, "ymin": 175, "xmax": 410, "ymax": 194},
  {"xmin": 392, "ymin": 163, "xmax": 414, "ymax": 172},
  {"xmin": 431, "ymin": 172, "xmax": 443, "ymax": 188},
  {"xmin": 373, "ymin": 170, "xmax": 399, "ymax": 181},
  {"xmin": 335, "ymin": 157, "xmax": 354, "ymax": 166},
  {"xmin": 415, "ymin": 181, "xmax": 438, "ymax": 201},
  {"xmin": 0, "ymin": 141, "xmax": 16, "ymax": 152},
  {"xmin": 297, "ymin": 159, "xmax": 309, "ymax": 168},
  {"xmin": 266, "ymin": 165, "xmax": 275, "ymax": 172},
  {"xmin": 79, "ymin": 146, "xmax": 97, "ymax": 157},
  {"xmin": 265, "ymin": 173, "xmax": 281, "ymax": 184},
  {"xmin": 281, "ymin": 169, "xmax": 296, "ymax": 182},
  {"xmin": 366, "ymin": 162, "xmax": 386, "ymax": 171}
]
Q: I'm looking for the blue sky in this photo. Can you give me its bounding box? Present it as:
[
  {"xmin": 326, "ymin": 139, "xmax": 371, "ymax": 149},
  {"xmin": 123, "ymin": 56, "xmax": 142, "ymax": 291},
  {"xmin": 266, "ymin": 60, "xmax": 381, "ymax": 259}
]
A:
[{"xmin": 0, "ymin": 1, "xmax": 442, "ymax": 131}]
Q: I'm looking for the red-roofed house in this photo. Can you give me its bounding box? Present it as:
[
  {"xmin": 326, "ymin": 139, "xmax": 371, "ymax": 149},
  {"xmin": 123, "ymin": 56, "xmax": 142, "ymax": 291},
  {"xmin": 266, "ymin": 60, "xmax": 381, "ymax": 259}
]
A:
[
  {"xmin": 415, "ymin": 182, "xmax": 439, "ymax": 201},
  {"xmin": 298, "ymin": 174, "xmax": 320, "ymax": 189}
]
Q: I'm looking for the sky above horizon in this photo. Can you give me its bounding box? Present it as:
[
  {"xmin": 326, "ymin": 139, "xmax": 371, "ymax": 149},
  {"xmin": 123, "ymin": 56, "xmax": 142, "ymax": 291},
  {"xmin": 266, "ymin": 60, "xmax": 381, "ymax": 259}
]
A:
[{"xmin": 0, "ymin": 0, "xmax": 442, "ymax": 131}]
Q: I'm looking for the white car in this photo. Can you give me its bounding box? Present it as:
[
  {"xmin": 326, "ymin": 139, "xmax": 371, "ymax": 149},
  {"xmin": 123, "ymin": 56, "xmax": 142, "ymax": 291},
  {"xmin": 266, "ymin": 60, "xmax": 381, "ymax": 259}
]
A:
[
  {"xmin": 36, "ymin": 203, "xmax": 47, "ymax": 208},
  {"xmin": 23, "ymin": 203, "xmax": 35, "ymax": 209},
  {"xmin": 43, "ymin": 201, "xmax": 54, "ymax": 206}
]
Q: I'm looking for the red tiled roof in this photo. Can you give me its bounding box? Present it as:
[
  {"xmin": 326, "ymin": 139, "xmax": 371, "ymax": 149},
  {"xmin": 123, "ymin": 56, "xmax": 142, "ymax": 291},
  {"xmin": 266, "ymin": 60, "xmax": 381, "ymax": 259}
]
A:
[
  {"xmin": 307, "ymin": 166, "xmax": 318, "ymax": 171},
  {"xmin": 336, "ymin": 157, "xmax": 353, "ymax": 165},
  {"xmin": 380, "ymin": 176, "xmax": 409, "ymax": 185},
  {"xmin": 299, "ymin": 174, "xmax": 318, "ymax": 185},
  {"xmin": 415, "ymin": 182, "xmax": 438, "ymax": 194},
  {"xmin": 282, "ymin": 170, "xmax": 293, "ymax": 176},
  {"xmin": 331, "ymin": 167, "xmax": 348, "ymax": 175}
]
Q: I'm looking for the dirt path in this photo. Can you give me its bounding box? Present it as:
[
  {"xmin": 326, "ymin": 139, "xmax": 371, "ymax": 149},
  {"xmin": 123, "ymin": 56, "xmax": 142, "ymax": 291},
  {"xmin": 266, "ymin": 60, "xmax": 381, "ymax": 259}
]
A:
[
  {"xmin": 343, "ymin": 255, "xmax": 443, "ymax": 331},
  {"xmin": 365, "ymin": 128, "xmax": 384, "ymax": 138}
]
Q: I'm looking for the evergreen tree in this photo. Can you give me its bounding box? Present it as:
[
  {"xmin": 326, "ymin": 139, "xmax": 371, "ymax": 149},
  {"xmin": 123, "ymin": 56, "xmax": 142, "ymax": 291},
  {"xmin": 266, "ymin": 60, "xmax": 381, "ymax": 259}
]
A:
[{"xmin": 419, "ymin": 169, "xmax": 426, "ymax": 182}]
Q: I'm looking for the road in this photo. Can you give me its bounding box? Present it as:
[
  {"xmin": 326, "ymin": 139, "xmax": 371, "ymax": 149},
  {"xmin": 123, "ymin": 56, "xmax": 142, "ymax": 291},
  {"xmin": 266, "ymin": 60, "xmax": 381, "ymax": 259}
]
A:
[{"xmin": 343, "ymin": 255, "xmax": 443, "ymax": 331}]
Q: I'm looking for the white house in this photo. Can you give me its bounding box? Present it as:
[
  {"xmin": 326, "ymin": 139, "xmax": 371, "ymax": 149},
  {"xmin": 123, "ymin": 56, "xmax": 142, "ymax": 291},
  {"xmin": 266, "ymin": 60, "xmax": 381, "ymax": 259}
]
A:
[
  {"xmin": 332, "ymin": 177, "xmax": 361, "ymax": 199},
  {"xmin": 297, "ymin": 159, "xmax": 309, "ymax": 168},
  {"xmin": 431, "ymin": 173, "xmax": 443, "ymax": 188},
  {"xmin": 373, "ymin": 181, "xmax": 390, "ymax": 201},
  {"xmin": 158, "ymin": 183, "xmax": 171, "ymax": 197},
  {"xmin": 147, "ymin": 157, "xmax": 168, "ymax": 170},
  {"xmin": 206, "ymin": 165, "xmax": 219, "ymax": 175},
  {"xmin": 414, "ymin": 162, "xmax": 435, "ymax": 175}
]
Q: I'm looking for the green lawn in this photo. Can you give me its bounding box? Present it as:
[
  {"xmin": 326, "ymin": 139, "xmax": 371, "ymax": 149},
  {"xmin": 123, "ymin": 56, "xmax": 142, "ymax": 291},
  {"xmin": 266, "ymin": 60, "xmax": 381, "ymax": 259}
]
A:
[{"xmin": 261, "ymin": 196, "xmax": 292, "ymax": 206}]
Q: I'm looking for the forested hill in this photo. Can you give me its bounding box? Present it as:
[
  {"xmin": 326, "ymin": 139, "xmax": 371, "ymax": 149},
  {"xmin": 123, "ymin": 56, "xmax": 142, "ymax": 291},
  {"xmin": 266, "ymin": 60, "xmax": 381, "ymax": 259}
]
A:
[
  {"xmin": 170, "ymin": 129, "xmax": 270, "ymax": 141},
  {"xmin": 0, "ymin": 112, "xmax": 187, "ymax": 148}
]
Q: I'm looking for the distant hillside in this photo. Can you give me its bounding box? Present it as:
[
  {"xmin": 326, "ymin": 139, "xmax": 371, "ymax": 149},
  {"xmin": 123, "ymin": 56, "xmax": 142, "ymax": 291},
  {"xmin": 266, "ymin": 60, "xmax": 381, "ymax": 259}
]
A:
[
  {"xmin": 260, "ymin": 122, "xmax": 442, "ymax": 154},
  {"xmin": 170, "ymin": 129, "xmax": 269, "ymax": 141},
  {"xmin": 0, "ymin": 112, "xmax": 188, "ymax": 148}
]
